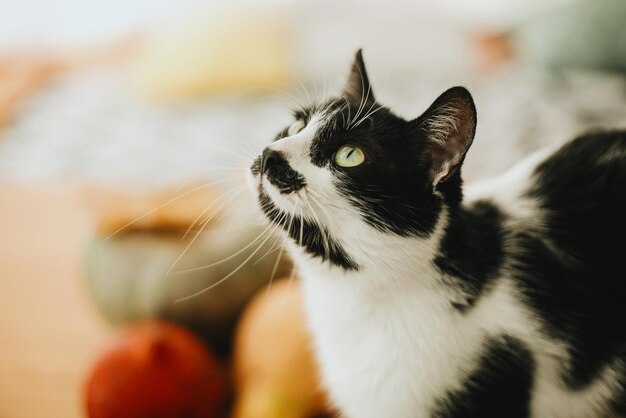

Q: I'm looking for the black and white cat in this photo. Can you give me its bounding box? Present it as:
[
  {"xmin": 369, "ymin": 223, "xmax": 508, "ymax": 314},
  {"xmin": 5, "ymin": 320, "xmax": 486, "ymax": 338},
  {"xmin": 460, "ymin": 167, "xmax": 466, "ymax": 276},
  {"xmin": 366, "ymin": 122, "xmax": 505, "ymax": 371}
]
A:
[{"xmin": 248, "ymin": 50, "xmax": 626, "ymax": 418}]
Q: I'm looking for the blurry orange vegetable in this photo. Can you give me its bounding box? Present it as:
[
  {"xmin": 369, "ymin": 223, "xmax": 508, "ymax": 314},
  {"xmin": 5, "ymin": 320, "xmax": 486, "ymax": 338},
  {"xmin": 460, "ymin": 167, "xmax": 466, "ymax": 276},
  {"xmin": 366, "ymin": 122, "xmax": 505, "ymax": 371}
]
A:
[{"xmin": 232, "ymin": 279, "xmax": 330, "ymax": 418}]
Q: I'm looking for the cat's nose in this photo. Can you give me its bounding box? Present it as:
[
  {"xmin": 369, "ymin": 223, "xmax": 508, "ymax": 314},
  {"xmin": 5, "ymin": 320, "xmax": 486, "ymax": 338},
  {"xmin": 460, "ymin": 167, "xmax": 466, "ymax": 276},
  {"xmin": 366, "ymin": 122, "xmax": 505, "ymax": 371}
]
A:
[{"xmin": 261, "ymin": 148, "xmax": 285, "ymax": 173}]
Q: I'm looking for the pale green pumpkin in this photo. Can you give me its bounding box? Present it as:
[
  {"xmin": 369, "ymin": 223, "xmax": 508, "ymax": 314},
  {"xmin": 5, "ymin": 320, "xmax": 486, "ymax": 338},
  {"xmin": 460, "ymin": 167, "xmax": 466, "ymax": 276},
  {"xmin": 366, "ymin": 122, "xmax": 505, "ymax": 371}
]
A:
[{"xmin": 85, "ymin": 201, "xmax": 291, "ymax": 354}]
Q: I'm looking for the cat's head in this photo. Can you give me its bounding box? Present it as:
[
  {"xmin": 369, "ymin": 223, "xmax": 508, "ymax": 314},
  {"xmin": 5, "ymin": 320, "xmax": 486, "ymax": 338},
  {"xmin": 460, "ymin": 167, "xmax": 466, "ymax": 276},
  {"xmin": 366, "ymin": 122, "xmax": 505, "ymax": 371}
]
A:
[{"xmin": 248, "ymin": 50, "xmax": 476, "ymax": 271}]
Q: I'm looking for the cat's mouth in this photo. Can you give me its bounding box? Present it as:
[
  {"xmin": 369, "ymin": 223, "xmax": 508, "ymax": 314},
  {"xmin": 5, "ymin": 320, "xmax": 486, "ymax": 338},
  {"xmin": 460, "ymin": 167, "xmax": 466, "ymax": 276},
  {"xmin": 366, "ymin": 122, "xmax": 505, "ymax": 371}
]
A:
[
  {"xmin": 248, "ymin": 155, "xmax": 359, "ymax": 271},
  {"xmin": 249, "ymin": 155, "xmax": 304, "ymax": 215},
  {"xmin": 250, "ymin": 154, "xmax": 306, "ymax": 194},
  {"xmin": 249, "ymin": 161, "xmax": 303, "ymax": 232}
]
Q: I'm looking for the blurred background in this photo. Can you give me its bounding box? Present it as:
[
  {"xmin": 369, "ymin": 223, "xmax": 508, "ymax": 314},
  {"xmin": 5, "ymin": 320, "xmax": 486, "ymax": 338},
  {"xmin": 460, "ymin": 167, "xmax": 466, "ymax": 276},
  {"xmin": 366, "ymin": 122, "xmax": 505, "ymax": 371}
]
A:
[{"xmin": 1, "ymin": 0, "xmax": 626, "ymax": 417}]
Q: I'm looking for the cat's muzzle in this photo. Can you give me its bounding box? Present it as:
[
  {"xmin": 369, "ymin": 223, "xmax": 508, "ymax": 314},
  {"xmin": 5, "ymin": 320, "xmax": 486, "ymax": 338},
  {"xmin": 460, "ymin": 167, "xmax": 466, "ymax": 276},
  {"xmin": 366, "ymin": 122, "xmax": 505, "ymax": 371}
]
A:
[{"xmin": 255, "ymin": 147, "xmax": 306, "ymax": 194}]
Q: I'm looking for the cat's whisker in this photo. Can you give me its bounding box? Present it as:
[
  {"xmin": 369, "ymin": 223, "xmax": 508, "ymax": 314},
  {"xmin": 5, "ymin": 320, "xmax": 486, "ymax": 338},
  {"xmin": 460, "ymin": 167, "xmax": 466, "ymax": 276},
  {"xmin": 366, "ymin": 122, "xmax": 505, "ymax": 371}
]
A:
[
  {"xmin": 166, "ymin": 185, "xmax": 247, "ymax": 274},
  {"xmin": 104, "ymin": 179, "xmax": 235, "ymax": 240},
  {"xmin": 260, "ymin": 94, "xmax": 304, "ymax": 108},
  {"xmin": 180, "ymin": 184, "xmax": 247, "ymax": 241},
  {"xmin": 233, "ymin": 85, "xmax": 307, "ymax": 109},
  {"xmin": 358, "ymin": 59, "xmax": 393, "ymax": 128},
  {"xmin": 252, "ymin": 212, "xmax": 288, "ymax": 266},
  {"xmin": 173, "ymin": 220, "xmax": 282, "ymax": 303},
  {"xmin": 209, "ymin": 142, "xmax": 259, "ymax": 163},
  {"xmin": 232, "ymin": 142, "xmax": 260, "ymax": 160},
  {"xmin": 195, "ymin": 163, "xmax": 250, "ymax": 173},
  {"xmin": 305, "ymin": 202, "xmax": 332, "ymax": 260},
  {"xmin": 303, "ymin": 195, "xmax": 329, "ymax": 260},
  {"xmin": 197, "ymin": 215, "xmax": 258, "ymax": 234},
  {"xmin": 289, "ymin": 70, "xmax": 313, "ymax": 107},
  {"xmin": 350, "ymin": 69, "xmax": 372, "ymax": 128},
  {"xmin": 342, "ymin": 96, "xmax": 353, "ymax": 129},
  {"xmin": 335, "ymin": 101, "xmax": 347, "ymax": 130},
  {"xmin": 353, "ymin": 103, "xmax": 385, "ymax": 129},
  {"xmin": 237, "ymin": 141, "xmax": 263, "ymax": 159},
  {"xmin": 352, "ymin": 84, "xmax": 374, "ymax": 129},
  {"xmin": 321, "ymin": 70, "xmax": 329, "ymax": 103},
  {"xmin": 264, "ymin": 242, "xmax": 285, "ymax": 293},
  {"xmin": 251, "ymin": 237, "xmax": 284, "ymax": 267},
  {"xmin": 307, "ymin": 189, "xmax": 336, "ymax": 222},
  {"xmin": 180, "ymin": 201, "xmax": 220, "ymax": 242},
  {"xmin": 350, "ymin": 67, "xmax": 368, "ymax": 125},
  {"xmin": 173, "ymin": 220, "xmax": 277, "ymax": 273},
  {"xmin": 193, "ymin": 185, "xmax": 251, "ymax": 233},
  {"xmin": 298, "ymin": 206, "xmax": 305, "ymax": 248}
]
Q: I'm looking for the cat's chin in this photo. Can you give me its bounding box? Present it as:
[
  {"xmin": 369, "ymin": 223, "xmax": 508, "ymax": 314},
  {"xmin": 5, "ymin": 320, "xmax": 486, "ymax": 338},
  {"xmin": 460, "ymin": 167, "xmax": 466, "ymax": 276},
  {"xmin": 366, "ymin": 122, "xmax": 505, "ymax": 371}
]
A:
[
  {"xmin": 260, "ymin": 176, "xmax": 302, "ymax": 215},
  {"xmin": 247, "ymin": 166, "xmax": 300, "ymax": 219}
]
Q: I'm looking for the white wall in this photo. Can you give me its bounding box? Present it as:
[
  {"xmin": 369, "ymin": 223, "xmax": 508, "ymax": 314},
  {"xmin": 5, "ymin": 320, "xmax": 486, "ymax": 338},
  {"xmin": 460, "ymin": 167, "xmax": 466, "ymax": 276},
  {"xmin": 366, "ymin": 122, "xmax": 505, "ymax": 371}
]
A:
[{"xmin": 0, "ymin": 0, "xmax": 575, "ymax": 51}]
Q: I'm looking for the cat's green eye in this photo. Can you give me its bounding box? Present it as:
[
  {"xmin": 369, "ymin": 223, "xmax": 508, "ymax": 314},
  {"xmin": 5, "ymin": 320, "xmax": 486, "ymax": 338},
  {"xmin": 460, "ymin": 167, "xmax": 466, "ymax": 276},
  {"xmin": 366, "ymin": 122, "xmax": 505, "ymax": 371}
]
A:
[
  {"xmin": 335, "ymin": 145, "xmax": 365, "ymax": 168},
  {"xmin": 287, "ymin": 120, "xmax": 306, "ymax": 136}
]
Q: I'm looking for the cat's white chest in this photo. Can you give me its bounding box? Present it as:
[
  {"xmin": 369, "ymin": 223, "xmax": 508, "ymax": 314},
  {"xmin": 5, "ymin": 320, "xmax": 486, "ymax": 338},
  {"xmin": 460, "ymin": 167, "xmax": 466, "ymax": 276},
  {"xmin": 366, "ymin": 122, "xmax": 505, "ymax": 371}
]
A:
[{"xmin": 299, "ymin": 265, "xmax": 483, "ymax": 418}]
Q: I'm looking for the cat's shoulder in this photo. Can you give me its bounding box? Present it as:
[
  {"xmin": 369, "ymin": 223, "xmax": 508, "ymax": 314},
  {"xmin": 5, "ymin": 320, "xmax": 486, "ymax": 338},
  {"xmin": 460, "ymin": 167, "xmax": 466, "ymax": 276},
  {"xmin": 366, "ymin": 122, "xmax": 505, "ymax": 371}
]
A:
[
  {"xmin": 533, "ymin": 130, "xmax": 626, "ymax": 177},
  {"xmin": 464, "ymin": 130, "xmax": 626, "ymax": 218},
  {"xmin": 527, "ymin": 130, "xmax": 626, "ymax": 206}
]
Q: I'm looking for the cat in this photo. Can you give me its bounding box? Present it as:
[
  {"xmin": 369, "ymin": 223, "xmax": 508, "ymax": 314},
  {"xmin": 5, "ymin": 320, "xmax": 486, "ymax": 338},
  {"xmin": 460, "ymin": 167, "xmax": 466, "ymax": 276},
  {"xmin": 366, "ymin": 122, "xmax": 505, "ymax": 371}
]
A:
[{"xmin": 247, "ymin": 50, "xmax": 626, "ymax": 418}]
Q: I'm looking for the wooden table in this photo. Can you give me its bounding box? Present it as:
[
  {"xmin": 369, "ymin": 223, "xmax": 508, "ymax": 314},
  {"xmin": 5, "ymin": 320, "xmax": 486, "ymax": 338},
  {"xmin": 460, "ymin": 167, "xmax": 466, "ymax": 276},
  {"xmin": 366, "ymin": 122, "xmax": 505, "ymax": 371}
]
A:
[{"xmin": 0, "ymin": 184, "xmax": 113, "ymax": 418}]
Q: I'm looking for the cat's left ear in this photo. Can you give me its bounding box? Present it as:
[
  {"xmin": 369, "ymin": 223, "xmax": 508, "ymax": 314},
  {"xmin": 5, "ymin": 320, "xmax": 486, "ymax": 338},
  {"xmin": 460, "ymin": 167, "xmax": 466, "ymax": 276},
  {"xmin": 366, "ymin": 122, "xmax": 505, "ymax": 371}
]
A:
[
  {"xmin": 417, "ymin": 87, "xmax": 477, "ymax": 186},
  {"xmin": 342, "ymin": 49, "xmax": 375, "ymax": 104}
]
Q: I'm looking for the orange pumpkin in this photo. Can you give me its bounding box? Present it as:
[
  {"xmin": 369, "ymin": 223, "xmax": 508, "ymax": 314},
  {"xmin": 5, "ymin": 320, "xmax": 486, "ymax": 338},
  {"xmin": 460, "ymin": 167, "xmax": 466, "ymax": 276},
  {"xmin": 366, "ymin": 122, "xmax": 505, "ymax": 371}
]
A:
[{"xmin": 232, "ymin": 279, "xmax": 331, "ymax": 418}]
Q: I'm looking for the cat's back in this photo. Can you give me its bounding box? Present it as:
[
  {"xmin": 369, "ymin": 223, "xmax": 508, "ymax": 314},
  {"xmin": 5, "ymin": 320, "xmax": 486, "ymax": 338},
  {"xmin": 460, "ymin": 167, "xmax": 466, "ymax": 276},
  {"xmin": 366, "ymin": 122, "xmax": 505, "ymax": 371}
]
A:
[
  {"xmin": 523, "ymin": 130, "xmax": 626, "ymax": 285},
  {"xmin": 529, "ymin": 130, "xmax": 626, "ymax": 237},
  {"xmin": 524, "ymin": 130, "xmax": 626, "ymax": 377},
  {"xmin": 469, "ymin": 130, "xmax": 626, "ymax": 265},
  {"xmin": 461, "ymin": 131, "xmax": 626, "ymax": 416},
  {"xmin": 481, "ymin": 131, "xmax": 626, "ymax": 413}
]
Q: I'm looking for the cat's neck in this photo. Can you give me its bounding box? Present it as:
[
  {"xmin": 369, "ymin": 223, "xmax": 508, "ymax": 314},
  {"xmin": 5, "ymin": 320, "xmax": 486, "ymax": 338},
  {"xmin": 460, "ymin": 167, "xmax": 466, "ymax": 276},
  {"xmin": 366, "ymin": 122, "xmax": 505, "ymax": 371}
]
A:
[
  {"xmin": 433, "ymin": 198, "xmax": 507, "ymax": 309},
  {"xmin": 292, "ymin": 194, "xmax": 507, "ymax": 309},
  {"xmin": 290, "ymin": 203, "xmax": 449, "ymax": 297}
]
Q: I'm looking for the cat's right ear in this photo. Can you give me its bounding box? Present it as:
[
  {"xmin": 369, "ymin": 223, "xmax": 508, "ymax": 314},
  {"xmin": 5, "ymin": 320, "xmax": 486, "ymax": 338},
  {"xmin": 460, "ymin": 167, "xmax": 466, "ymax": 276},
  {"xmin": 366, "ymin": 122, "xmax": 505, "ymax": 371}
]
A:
[
  {"xmin": 417, "ymin": 87, "xmax": 477, "ymax": 187},
  {"xmin": 342, "ymin": 49, "xmax": 375, "ymax": 104}
]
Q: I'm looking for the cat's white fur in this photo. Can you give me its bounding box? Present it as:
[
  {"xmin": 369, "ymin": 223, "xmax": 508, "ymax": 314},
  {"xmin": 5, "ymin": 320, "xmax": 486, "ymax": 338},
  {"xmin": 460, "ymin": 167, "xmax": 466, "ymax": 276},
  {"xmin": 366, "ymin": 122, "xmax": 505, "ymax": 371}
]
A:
[{"xmin": 250, "ymin": 115, "xmax": 623, "ymax": 418}]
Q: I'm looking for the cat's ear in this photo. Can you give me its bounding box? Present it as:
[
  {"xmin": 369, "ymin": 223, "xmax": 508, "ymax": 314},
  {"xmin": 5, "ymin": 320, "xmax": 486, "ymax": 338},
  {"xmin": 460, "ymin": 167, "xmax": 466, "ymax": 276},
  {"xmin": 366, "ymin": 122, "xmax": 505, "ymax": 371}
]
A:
[
  {"xmin": 417, "ymin": 87, "xmax": 477, "ymax": 186},
  {"xmin": 342, "ymin": 49, "xmax": 375, "ymax": 104}
]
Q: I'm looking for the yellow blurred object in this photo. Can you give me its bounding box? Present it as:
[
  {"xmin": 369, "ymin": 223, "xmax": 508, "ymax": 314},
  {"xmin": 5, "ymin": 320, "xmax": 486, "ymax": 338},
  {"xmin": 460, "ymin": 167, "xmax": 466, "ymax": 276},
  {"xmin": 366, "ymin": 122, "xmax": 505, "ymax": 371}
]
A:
[
  {"xmin": 232, "ymin": 279, "xmax": 331, "ymax": 418},
  {"xmin": 129, "ymin": 6, "xmax": 294, "ymax": 101}
]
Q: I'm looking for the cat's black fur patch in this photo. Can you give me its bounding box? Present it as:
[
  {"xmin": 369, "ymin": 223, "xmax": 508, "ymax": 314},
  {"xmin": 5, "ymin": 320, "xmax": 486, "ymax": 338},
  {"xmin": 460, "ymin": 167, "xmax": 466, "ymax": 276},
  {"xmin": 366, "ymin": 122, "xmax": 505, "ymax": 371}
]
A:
[
  {"xmin": 433, "ymin": 335, "xmax": 534, "ymax": 418},
  {"xmin": 611, "ymin": 375, "xmax": 626, "ymax": 415},
  {"xmin": 262, "ymin": 149, "xmax": 307, "ymax": 194},
  {"xmin": 258, "ymin": 190, "xmax": 358, "ymax": 270},
  {"xmin": 433, "ymin": 131, "xmax": 626, "ymax": 401},
  {"xmin": 434, "ymin": 199, "xmax": 506, "ymax": 311},
  {"xmin": 514, "ymin": 131, "xmax": 626, "ymax": 391}
]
